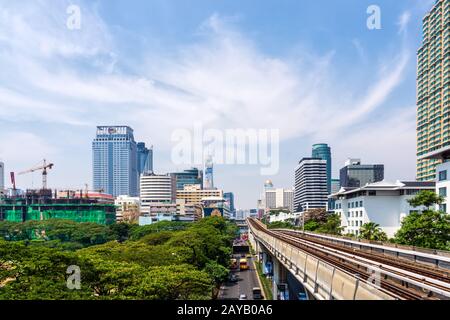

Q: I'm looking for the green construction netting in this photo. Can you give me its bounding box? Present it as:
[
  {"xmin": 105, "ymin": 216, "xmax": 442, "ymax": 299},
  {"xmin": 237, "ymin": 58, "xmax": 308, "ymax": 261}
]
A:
[
  {"xmin": 4, "ymin": 210, "xmax": 23, "ymax": 222},
  {"xmin": 2, "ymin": 207, "xmax": 116, "ymax": 225}
]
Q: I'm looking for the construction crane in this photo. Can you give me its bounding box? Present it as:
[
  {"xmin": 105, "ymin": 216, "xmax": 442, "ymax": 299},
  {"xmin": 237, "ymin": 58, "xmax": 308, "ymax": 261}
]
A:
[{"xmin": 18, "ymin": 159, "xmax": 54, "ymax": 190}]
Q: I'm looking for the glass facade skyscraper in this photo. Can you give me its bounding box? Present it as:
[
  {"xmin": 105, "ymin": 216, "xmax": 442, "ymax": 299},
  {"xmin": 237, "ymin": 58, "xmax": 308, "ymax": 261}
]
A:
[
  {"xmin": 339, "ymin": 159, "xmax": 384, "ymax": 188},
  {"xmin": 224, "ymin": 192, "xmax": 235, "ymax": 213},
  {"xmin": 312, "ymin": 144, "xmax": 332, "ymax": 194},
  {"xmin": 92, "ymin": 126, "xmax": 138, "ymax": 197},
  {"xmin": 137, "ymin": 142, "xmax": 153, "ymax": 176}
]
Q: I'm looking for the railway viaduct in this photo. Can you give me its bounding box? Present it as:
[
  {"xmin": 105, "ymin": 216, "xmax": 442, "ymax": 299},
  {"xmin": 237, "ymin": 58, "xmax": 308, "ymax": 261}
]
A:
[{"xmin": 247, "ymin": 218, "xmax": 450, "ymax": 300}]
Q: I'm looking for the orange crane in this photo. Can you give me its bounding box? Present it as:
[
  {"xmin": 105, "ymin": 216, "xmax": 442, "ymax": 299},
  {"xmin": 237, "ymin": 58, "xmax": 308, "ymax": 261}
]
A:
[{"xmin": 18, "ymin": 159, "xmax": 54, "ymax": 190}]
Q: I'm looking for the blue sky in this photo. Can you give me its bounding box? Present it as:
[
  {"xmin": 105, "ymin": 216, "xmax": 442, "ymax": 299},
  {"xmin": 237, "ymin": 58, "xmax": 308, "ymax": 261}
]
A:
[{"xmin": 0, "ymin": 0, "xmax": 436, "ymax": 208}]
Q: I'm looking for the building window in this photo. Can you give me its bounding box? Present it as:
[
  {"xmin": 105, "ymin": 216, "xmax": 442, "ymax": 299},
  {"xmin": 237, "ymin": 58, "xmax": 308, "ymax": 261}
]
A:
[
  {"xmin": 439, "ymin": 204, "xmax": 447, "ymax": 213},
  {"xmin": 439, "ymin": 170, "xmax": 448, "ymax": 181},
  {"xmin": 359, "ymin": 201, "xmax": 363, "ymax": 207},
  {"xmin": 439, "ymin": 187, "xmax": 447, "ymax": 197}
]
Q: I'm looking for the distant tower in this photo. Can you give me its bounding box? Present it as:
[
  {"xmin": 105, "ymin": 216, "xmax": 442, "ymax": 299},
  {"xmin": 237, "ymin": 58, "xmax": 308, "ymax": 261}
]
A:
[
  {"xmin": 264, "ymin": 179, "xmax": 274, "ymax": 191},
  {"xmin": 312, "ymin": 143, "xmax": 332, "ymax": 194},
  {"xmin": 203, "ymin": 156, "xmax": 214, "ymax": 190},
  {"xmin": 92, "ymin": 126, "xmax": 138, "ymax": 197},
  {"xmin": 0, "ymin": 161, "xmax": 4, "ymax": 191}
]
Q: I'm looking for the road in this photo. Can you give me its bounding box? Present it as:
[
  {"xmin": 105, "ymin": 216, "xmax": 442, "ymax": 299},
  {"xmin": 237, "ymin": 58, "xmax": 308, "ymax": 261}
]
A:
[{"xmin": 218, "ymin": 255, "xmax": 262, "ymax": 300}]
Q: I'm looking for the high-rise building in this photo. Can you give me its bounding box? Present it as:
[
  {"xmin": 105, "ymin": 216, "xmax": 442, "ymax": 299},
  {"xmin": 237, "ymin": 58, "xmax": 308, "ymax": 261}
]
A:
[
  {"xmin": 340, "ymin": 159, "xmax": 384, "ymax": 188},
  {"xmin": 137, "ymin": 142, "xmax": 153, "ymax": 176},
  {"xmin": 0, "ymin": 161, "xmax": 4, "ymax": 191},
  {"xmin": 224, "ymin": 192, "xmax": 235, "ymax": 213},
  {"xmin": 171, "ymin": 168, "xmax": 203, "ymax": 190},
  {"xmin": 417, "ymin": 0, "xmax": 450, "ymax": 181},
  {"xmin": 264, "ymin": 188, "xmax": 294, "ymax": 213},
  {"xmin": 331, "ymin": 179, "xmax": 341, "ymax": 194},
  {"xmin": 312, "ymin": 144, "xmax": 332, "ymax": 194},
  {"xmin": 92, "ymin": 126, "xmax": 138, "ymax": 197},
  {"xmin": 294, "ymin": 158, "xmax": 328, "ymax": 212},
  {"xmin": 203, "ymin": 156, "xmax": 214, "ymax": 189},
  {"xmin": 176, "ymin": 184, "xmax": 223, "ymax": 206},
  {"xmin": 139, "ymin": 173, "xmax": 175, "ymax": 214}
]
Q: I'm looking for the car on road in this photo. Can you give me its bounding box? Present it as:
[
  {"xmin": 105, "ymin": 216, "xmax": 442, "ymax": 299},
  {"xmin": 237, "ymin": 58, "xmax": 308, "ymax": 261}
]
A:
[
  {"xmin": 252, "ymin": 287, "xmax": 263, "ymax": 300},
  {"xmin": 239, "ymin": 294, "xmax": 247, "ymax": 300},
  {"xmin": 229, "ymin": 274, "xmax": 238, "ymax": 283}
]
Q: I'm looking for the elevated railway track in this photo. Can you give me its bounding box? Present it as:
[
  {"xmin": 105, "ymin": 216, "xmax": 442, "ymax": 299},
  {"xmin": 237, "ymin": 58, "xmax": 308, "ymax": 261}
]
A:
[{"xmin": 248, "ymin": 218, "xmax": 450, "ymax": 300}]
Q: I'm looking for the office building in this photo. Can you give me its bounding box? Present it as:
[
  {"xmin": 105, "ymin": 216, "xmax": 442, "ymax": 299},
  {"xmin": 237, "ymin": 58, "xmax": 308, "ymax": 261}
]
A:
[
  {"xmin": 435, "ymin": 161, "xmax": 450, "ymax": 213},
  {"xmin": 0, "ymin": 161, "xmax": 4, "ymax": 191},
  {"xmin": 417, "ymin": 0, "xmax": 450, "ymax": 181},
  {"xmin": 171, "ymin": 168, "xmax": 203, "ymax": 190},
  {"xmin": 147, "ymin": 199, "xmax": 199, "ymax": 220},
  {"xmin": 137, "ymin": 142, "xmax": 153, "ymax": 176},
  {"xmin": 312, "ymin": 144, "xmax": 332, "ymax": 194},
  {"xmin": 330, "ymin": 181, "xmax": 435, "ymax": 238},
  {"xmin": 331, "ymin": 179, "xmax": 341, "ymax": 194},
  {"xmin": 92, "ymin": 126, "xmax": 138, "ymax": 197},
  {"xmin": 294, "ymin": 158, "xmax": 328, "ymax": 212},
  {"xmin": 176, "ymin": 184, "xmax": 223, "ymax": 206},
  {"xmin": 340, "ymin": 159, "xmax": 384, "ymax": 188},
  {"xmin": 204, "ymin": 156, "xmax": 214, "ymax": 189},
  {"xmin": 224, "ymin": 192, "xmax": 235, "ymax": 213},
  {"xmin": 140, "ymin": 173, "xmax": 175, "ymax": 214},
  {"xmin": 264, "ymin": 188, "xmax": 294, "ymax": 213}
]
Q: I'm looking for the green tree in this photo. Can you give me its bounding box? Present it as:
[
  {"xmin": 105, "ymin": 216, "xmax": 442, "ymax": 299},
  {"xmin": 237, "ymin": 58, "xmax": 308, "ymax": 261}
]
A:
[
  {"xmin": 359, "ymin": 222, "xmax": 388, "ymax": 241},
  {"xmin": 407, "ymin": 190, "xmax": 443, "ymax": 209},
  {"xmin": 394, "ymin": 211, "xmax": 450, "ymax": 250},
  {"xmin": 317, "ymin": 214, "xmax": 343, "ymax": 235},
  {"xmin": 394, "ymin": 190, "xmax": 450, "ymax": 250}
]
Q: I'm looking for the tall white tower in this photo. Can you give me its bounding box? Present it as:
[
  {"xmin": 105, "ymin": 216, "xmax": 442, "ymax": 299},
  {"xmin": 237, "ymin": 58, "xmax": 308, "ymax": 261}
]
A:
[{"xmin": 203, "ymin": 156, "xmax": 214, "ymax": 190}]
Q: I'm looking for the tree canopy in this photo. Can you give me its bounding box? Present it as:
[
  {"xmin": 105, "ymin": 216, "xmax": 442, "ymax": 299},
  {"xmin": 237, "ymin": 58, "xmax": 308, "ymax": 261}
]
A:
[
  {"xmin": 359, "ymin": 222, "xmax": 388, "ymax": 242},
  {"xmin": 0, "ymin": 217, "xmax": 237, "ymax": 300},
  {"xmin": 395, "ymin": 190, "xmax": 450, "ymax": 250}
]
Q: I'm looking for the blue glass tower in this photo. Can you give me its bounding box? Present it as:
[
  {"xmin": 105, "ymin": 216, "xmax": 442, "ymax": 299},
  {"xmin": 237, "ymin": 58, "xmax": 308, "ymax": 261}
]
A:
[
  {"xmin": 137, "ymin": 142, "xmax": 153, "ymax": 176},
  {"xmin": 224, "ymin": 192, "xmax": 235, "ymax": 213},
  {"xmin": 92, "ymin": 126, "xmax": 138, "ymax": 197},
  {"xmin": 312, "ymin": 144, "xmax": 332, "ymax": 194}
]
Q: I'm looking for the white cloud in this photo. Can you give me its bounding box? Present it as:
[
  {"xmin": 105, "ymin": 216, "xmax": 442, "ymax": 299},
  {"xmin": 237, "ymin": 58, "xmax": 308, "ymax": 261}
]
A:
[
  {"xmin": 398, "ymin": 11, "xmax": 411, "ymax": 35},
  {"xmin": 0, "ymin": 1, "xmax": 415, "ymax": 205}
]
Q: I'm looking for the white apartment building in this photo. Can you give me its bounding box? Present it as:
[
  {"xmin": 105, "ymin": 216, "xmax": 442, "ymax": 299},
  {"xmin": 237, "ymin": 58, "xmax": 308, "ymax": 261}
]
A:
[
  {"xmin": 115, "ymin": 195, "xmax": 140, "ymax": 222},
  {"xmin": 330, "ymin": 181, "xmax": 435, "ymax": 238},
  {"xmin": 264, "ymin": 188, "xmax": 294, "ymax": 213},
  {"xmin": 436, "ymin": 161, "xmax": 450, "ymax": 214},
  {"xmin": 140, "ymin": 173, "xmax": 175, "ymax": 214},
  {"xmin": 268, "ymin": 211, "xmax": 300, "ymax": 224}
]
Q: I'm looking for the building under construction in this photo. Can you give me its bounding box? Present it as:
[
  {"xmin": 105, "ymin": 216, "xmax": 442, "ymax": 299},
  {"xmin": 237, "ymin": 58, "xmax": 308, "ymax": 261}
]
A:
[{"xmin": 0, "ymin": 189, "xmax": 116, "ymax": 225}]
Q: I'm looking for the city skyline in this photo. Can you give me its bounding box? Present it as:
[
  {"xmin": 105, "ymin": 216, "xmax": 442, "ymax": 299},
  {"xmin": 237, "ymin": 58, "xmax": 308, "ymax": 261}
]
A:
[{"xmin": 0, "ymin": 0, "xmax": 437, "ymax": 208}]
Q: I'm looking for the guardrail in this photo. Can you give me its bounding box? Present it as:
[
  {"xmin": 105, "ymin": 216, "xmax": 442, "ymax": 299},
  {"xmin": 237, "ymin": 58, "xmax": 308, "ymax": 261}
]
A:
[{"xmin": 280, "ymin": 230, "xmax": 450, "ymax": 270}]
